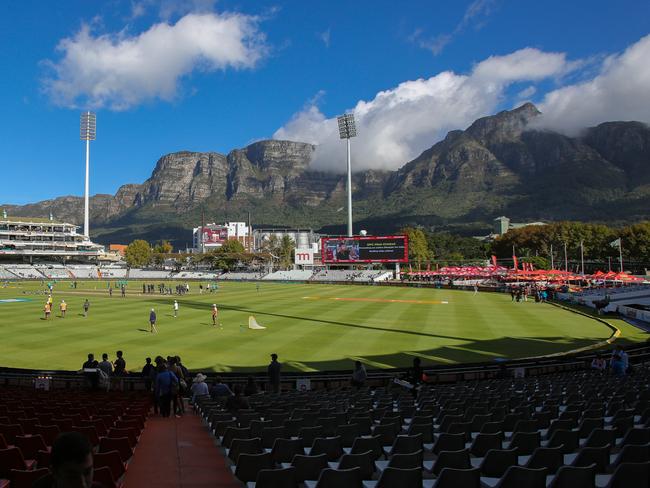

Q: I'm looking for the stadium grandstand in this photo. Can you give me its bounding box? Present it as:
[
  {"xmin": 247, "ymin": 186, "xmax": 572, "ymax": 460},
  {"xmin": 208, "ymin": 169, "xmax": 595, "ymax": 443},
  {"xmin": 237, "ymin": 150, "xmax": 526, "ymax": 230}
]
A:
[{"xmin": 0, "ymin": 217, "xmax": 103, "ymax": 262}]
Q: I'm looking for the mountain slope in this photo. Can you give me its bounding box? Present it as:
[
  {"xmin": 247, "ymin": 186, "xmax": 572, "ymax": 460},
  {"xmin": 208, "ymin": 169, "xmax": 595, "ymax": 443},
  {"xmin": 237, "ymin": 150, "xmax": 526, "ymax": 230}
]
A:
[{"xmin": 4, "ymin": 104, "xmax": 650, "ymax": 246}]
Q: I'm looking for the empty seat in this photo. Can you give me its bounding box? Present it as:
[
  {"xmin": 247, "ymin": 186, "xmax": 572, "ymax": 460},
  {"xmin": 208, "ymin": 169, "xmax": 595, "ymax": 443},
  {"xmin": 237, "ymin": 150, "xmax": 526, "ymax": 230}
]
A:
[
  {"xmin": 567, "ymin": 445, "xmax": 610, "ymax": 473},
  {"xmin": 471, "ymin": 448, "xmax": 518, "ymax": 478},
  {"xmin": 309, "ymin": 467, "xmax": 362, "ymax": 488},
  {"xmin": 98, "ymin": 437, "xmax": 132, "ymax": 463},
  {"xmin": 433, "ymin": 467, "xmax": 480, "ymax": 488},
  {"xmin": 221, "ymin": 427, "xmax": 252, "ymax": 449},
  {"xmin": 375, "ymin": 449, "xmax": 422, "ymax": 473},
  {"xmin": 373, "ymin": 466, "xmax": 421, "ymax": 488},
  {"xmin": 431, "ymin": 433, "xmax": 465, "ymax": 455},
  {"xmin": 506, "ymin": 431, "xmax": 541, "ymax": 455},
  {"xmin": 0, "ymin": 448, "xmax": 35, "ymax": 479},
  {"xmin": 13, "ymin": 435, "xmax": 48, "ymax": 460},
  {"xmin": 347, "ymin": 436, "xmax": 384, "ymax": 461},
  {"xmin": 595, "ymin": 461, "xmax": 650, "ymax": 488},
  {"xmin": 522, "ymin": 446, "xmax": 565, "ymax": 475},
  {"xmin": 309, "ymin": 437, "xmax": 344, "ymax": 462},
  {"xmin": 547, "ymin": 463, "xmax": 596, "ymax": 488},
  {"xmin": 545, "ymin": 430, "xmax": 579, "ymax": 454},
  {"xmin": 429, "ymin": 448, "xmax": 471, "ymax": 476},
  {"xmin": 335, "ymin": 450, "xmax": 375, "ymax": 480},
  {"xmin": 386, "ymin": 434, "xmax": 422, "ymax": 457},
  {"xmin": 482, "ymin": 465, "xmax": 547, "ymax": 488},
  {"xmin": 93, "ymin": 450, "xmax": 126, "ymax": 480},
  {"xmin": 289, "ymin": 454, "xmax": 329, "ymax": 482},
  {"xmin": 234, "ymin": 452, "xmax": 274, "ymax": 483},
  {"xmin": 271, "ymin": 438, "xmax": 305, "ymax": 464},
  {"xmin": 228, "ymin": 437, "xmax": 263, "ymax": 463},
  {"xmin": 8, "ymin": 467, "xmax": 50, "ymax": 488},
  {"xmin": 470, "ymin": 432, "xmax": 503, "ymax": 457},
  {"xmin": 255, "ymin": 466, "xmax": 298, "ymax": 488}
]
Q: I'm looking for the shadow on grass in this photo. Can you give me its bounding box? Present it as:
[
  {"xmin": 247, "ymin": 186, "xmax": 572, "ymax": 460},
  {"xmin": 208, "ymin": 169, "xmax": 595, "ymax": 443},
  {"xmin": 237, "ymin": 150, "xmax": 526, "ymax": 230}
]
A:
[
  {"xmin": 151, "ymin": 298, "xmax": 473, "ymax": 342},
  {"xmin": 189, "ymin": 335, "xmax": 612, "ymax": 374}
]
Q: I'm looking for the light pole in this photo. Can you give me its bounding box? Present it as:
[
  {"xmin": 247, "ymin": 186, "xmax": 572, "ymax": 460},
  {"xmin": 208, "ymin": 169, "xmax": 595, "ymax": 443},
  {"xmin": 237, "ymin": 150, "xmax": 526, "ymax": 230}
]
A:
[
  {"xmin": 337, "ymin": 113, "xmax": 357, "ymax": 237},
  {"xmin": 80, "ymin": 112, "xmax": 96, "ymax": 239}
]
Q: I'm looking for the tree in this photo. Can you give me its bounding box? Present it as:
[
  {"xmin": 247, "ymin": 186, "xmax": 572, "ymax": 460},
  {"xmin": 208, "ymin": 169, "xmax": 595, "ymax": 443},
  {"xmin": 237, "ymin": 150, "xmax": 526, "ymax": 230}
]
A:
[
  {"xmin": 258, "ymin": 234, "xmax": 295, "ymax": 269},
  {"xmin": 125, "ymin": 240, "xmax": 152, "ymax": 267},
  {"xmin": 208, "ymin": 239, "xmax": 246, "ymax": 271},
  {"xmin": 401, "ymin": 227, "xmax": 431, "ymax": 265},
  {"xmin": 153, "ymin": 240, "xmax": 173, "ymax": 254}
]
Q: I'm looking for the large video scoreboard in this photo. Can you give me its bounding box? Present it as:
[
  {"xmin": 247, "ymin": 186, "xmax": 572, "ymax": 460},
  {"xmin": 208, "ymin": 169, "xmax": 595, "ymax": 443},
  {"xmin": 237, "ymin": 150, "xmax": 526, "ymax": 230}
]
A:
[{"xmin": 321, "ymin": 235, "xmax": 408, "ymax": 264}]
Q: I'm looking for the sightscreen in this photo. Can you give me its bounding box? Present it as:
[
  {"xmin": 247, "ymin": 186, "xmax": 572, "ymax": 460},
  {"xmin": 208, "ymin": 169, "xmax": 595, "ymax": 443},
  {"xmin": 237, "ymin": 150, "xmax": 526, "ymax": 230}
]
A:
[{"xmin": 321, "ymin": 235, "xmax": 408, "ymax": 263}]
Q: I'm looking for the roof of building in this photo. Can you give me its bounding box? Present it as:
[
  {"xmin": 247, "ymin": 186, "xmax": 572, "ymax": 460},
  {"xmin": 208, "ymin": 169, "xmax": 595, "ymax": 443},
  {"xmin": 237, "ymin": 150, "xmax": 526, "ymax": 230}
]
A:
[{"xmin": 1, "ymin": 217, "xmax": 73, "ymax": 225}]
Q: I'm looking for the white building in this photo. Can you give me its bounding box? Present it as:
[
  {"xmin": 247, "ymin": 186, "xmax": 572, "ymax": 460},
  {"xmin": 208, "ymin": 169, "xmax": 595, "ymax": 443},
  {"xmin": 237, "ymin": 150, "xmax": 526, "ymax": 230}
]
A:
[
  {"xmin": 0, "ymin": 217, "xmax": 104, "ymax": 262},
  {"xmin": 192, "ymin": 222, "xmax": 251, "ymax": 252}
]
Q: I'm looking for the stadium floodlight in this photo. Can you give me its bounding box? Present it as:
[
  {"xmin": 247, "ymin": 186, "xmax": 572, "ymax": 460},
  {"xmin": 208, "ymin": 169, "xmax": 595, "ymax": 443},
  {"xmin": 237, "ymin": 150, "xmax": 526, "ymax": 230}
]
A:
[
  {"xmin": 80, "ymin": 112, "xmax": 96, "ymax": 239},
  {"xmin": 337, "ymin": 113, "xmax": 357, "ymax": 237}
]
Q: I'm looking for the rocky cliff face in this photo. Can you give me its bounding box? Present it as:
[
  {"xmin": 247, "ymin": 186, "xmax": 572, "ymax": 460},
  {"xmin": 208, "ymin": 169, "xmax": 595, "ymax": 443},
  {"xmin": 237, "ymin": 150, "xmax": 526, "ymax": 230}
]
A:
[{"xmin": 4, "ymin": 104, "xmax": 650, "ymax": 243}]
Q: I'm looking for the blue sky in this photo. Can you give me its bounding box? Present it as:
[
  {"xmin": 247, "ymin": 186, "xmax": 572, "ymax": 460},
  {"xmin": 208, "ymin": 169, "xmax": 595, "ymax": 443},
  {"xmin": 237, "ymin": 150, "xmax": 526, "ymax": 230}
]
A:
[{"xmin": 1, "ymin": 0, "xmax": 649, "ymax": 204}]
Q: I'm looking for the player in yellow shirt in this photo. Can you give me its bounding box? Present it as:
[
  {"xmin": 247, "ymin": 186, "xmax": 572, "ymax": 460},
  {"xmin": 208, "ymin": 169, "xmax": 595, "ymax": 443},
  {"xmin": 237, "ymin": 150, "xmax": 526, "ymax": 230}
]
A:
[{"xmin": 60, "ymin": 300, "xmax": 67, "ymax": 318}]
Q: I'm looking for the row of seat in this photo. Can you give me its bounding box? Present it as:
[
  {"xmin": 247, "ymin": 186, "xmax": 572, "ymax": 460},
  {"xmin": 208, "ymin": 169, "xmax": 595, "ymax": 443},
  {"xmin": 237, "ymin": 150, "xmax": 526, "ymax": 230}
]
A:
[
  {"xmin": 0, "ymin": 389, "xmax": 150, "ymax": 488},
  {"xmin": 193, "ymin": 363, "xmax": 650, "ymax": 487}
]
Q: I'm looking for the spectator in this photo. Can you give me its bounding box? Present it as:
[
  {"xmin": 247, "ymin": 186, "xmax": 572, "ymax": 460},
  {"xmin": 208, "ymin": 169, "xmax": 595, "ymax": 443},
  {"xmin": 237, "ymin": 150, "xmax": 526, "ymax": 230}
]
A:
[
  {"xmin": 176, "ymin": 356, "xmax": 190, "ymax": 380},
  {"xmin": 82, "ymin": 353, "xmax": 99, "ymax": 390},
  {"xmin": 155, "ymin": 363, "xmax": 179, "ymax": 418},
  {"xmin": 82, "ymin": 353, "xmax": 98, "ymax": 369},
  {"xmin": 142, "ymin": 357, "xmax": 154, "ymax": 391},
  {"xmin": 268, "ymin": 353, "xmax": 282, "ymax": 394},
  {"xmin": 151, "ymin": 356, "xmax": 165, "ymax": 415},
  {"xmin": 611, "ymin": 351, "xmax": 626, "ymax": 377},
  {"xmin": 591, "ymin": 354, "xmax": 607, "ymax": 371},
  {"xmin": 409, "ymin": 357, "xmax": 422, "ymax": 385},
  {"xmin": 114, "ymin": 350, "xmax": 126, "ymax": 376},
  {"xmin": 243, "ymin": 376, "xmax": 259, "ymax": 396},
  {"xmin": 97, "ymin": 353, "xmax": 112, "ymax": 391},
  {"xmin": 351, "ymin": 361, "xmax": 367, "ymax": 388},
  {"xmin": 225, "ymin": 385, "xmax": 251, "ymax": 414},
  {"xmin": 210, "ymin": 377, "xmax": 234, "ymax": 401},
  {"xmin": 190, "ymin": 373, "xmax": 209, "ymax": 403},
  {"xmin": 33, "ymin": 432, "xmax": 102, "ymax": 488},
  {"xmin": 168, "ymin": 356, "xmax": 186, "ymax": 417}
]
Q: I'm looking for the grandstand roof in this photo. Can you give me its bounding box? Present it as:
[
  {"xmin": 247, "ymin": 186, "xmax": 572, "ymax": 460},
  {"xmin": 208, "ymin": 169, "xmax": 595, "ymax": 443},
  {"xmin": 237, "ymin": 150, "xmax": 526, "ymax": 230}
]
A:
[{"xmin": 1, "ymin": 216, "xmax": 71, "ymax": 225}]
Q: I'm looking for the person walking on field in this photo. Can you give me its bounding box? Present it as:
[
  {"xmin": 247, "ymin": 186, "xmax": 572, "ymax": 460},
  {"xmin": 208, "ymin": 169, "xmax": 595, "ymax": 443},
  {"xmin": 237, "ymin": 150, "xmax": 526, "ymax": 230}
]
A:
[
  {"xmin": 173, "ymin": 300, "xmax": 179, "ymax": 318},
  {"xmin": 149, "ymin": 308, "xmax": 158, "ymax": 333},
  {"xmin": 44, "ymin": 301, "xmax": 51, "ymax": 320},
  {"xmin": 212, "ymin": 304, "xmax": 218, "ymax": 327},
  {"xmin": 83, "ymin": 299, "xmax": 90, "ymax": 317},
  {"xmin": 59, "ymin": 299, "xmax": 67, "ymax": 318}
]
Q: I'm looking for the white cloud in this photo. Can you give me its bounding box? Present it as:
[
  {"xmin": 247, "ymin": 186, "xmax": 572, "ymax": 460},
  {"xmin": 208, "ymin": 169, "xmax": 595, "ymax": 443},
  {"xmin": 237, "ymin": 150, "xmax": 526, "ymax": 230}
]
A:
[
  {"xmin": 411, "ymin": 0, "xmax": 499, "ymax": 56},
  {"xmin": 274, "ymin": 47, "xmax": 571, "ymax": 172},
  {"xmin": 319, "ymin": 28, "xmax": 331, "ymax": 48},
  {"xmin": 537, "ymin": 34, "xmax": 650, "ymax": 134},
  {"xmin": 43, "ymin": 12, "xmax": 267, "ymax": 110}
]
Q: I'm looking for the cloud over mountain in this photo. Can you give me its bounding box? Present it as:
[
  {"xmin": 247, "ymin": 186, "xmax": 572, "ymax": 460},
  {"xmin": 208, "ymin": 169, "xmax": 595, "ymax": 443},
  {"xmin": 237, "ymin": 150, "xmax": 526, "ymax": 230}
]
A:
[
  {"xmin": 276, "ymin": 35, "xmax": 650, "ymax": 173},
  {"xmin": 274, "ymin": 47, "xmax": 571, "ymax": 172},
  {"xmin": 537, "ymin": 34, "xmax": 650, "ymax": 134}
]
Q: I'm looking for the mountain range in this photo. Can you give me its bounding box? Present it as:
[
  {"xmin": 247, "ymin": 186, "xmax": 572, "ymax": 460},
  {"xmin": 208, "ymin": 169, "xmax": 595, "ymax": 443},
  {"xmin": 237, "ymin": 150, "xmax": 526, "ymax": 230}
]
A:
[{"xmin": 4, "ymin": 103, "xmax": 650, "ymax": 248}]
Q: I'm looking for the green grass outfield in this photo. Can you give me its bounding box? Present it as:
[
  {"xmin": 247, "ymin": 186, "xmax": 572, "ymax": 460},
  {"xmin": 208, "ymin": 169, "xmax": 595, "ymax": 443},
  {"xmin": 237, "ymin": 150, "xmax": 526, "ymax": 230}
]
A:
[{"xmin": 0, "ymin": 280, "xmax": 647, "ymax": 373}]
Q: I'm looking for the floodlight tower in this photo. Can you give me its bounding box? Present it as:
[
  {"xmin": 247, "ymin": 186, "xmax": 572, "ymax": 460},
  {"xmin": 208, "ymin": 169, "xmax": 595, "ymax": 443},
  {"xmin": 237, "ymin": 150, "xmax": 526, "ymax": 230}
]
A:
[
  {"xmin": 337, "ymin": 113, "xmax": 357, "ymax": 237},
  {"xmin": 80, "ymin": 111, "xmax": 96, "ymax": 239}
]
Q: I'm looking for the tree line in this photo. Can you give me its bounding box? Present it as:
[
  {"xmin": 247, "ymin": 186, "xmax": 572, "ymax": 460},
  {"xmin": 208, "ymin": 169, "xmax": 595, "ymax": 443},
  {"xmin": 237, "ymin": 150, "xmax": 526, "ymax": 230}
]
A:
[
  {"xmin": 402, "ymin": 221, "xmax": 650, "ymax": 269},
  {"xmin": 124, "ymin": 235, "xmax": 297, "ymax": 271}
]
